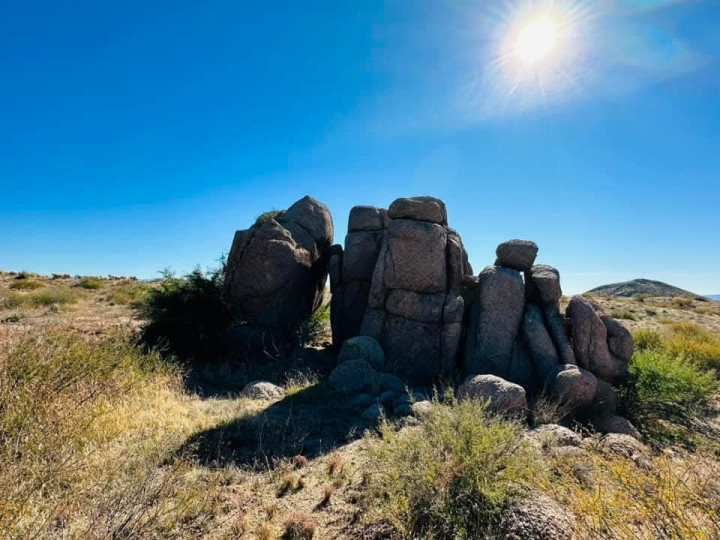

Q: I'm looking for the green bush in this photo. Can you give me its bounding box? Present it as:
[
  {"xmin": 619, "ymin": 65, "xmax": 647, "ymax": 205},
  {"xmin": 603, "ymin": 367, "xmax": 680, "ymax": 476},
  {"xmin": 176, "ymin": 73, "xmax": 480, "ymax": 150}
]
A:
[
  {"xmin": 139, "ymin": 268, "xmax": 232, "ymax": 363},
  {"xmin": 107, "ymin": 282, "xmax": 150, "ymax": 307},
  {"xmin": 633, "ymin": 328, "xmax": 662, "ymax": 351},
  {"xmin": 664, "ymin": 322, "xmax": 720, "ymax": 372},
  {"xmin": 75, "ymin": 276, "xmax": 105, "ymax": 289},
  {"xmin": 362, "ymin": 400, "xmax": 544, "ymax": 539},
  {"xmin": 8, "ymin": 280, "xmax": 44, "ymax": 291},
  {"xmin": 295, "ymin": 303, "xmax": 330, "ymax": 346},
  {"xmin": 620, "ymin": 348, "xmax": 717, "ymax": 444}
]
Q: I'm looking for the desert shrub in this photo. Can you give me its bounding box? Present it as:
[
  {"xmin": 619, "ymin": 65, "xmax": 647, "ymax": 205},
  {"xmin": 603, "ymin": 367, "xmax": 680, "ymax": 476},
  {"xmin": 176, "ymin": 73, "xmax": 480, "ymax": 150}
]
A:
[
  {"xmin": 75, "ymin": 276, "xmax": 105, "ymax": 289},
  {"xmin": 547, "ymin": 445, "xmax": 720, "ymax": 538},
  {"xmin": 14, "ymin": 270, "xmax": 34, "ymax": 280},
  {"xmin": 633, "ymin": 328, "xmax": 663, "ymax": 351},
  {"xmin": 8, "ymin": 279, "xmax": 44, "ymax": 291},
  {"xmin": 107, "ymin": 281, "xmax": 151, "ymax": 306},
  {"xmin": 139, "ymin": 268, "xmax": 232, "ymax": 363},
  {"xmin": 619, "ymin": 348, "xmax": 717, "ymax": 444},
  {"xmin": 295, "ymin": 303, "xmax": 330, "ymax": 346},
  {"xmin": 283, "ymin": 514, "xmax": 315, "ymax": 539},
  {"xmin": 4, "ymin": 287, "xmax": 80, "ymax": 308},
  {"xmin": 255, "ymin": 209, "xmax": 283, "ymax": 226},
  {"xmin": 671, "ymin": 297, "xmax": 694, "ymax": 310},
  {"xmin": 664, "ymin": 322, "xmax": 720, "ymax": 372},
  {"xmin": 0, "ymin": 329, "xmax": 222, "ymax": 538},
  {"xmin": 611, "ymin": 310, "xmax": 637, "ymax": 321},
  {"xmin": 361, "ymin": 400, "xmax": 545, "ymax": 539}
]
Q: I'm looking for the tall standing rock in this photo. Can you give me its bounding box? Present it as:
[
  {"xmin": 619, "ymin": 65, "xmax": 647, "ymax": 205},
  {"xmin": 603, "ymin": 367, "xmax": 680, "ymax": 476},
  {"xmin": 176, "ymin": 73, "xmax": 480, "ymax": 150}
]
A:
[
  {"xmin": 224, "ymin": 196, "xmax": 333, "ymax": 332},
  {"xmin": 463, "ymin": 265, "xmax": 525, "ymax": 379},
  {"xmin": 359, "ymin": 196, "xmax": 467, "ymax": 383},
  {"xmin": 329, "ymin": 206, "xmax": 386, "ymax": 347},
  {"xmin": 525, "ymin": 265, "xmax": 576, "ymax": 367},
  {"xmin": 566, "ymin": 296, "xmax": 629, "ymax": 384}
]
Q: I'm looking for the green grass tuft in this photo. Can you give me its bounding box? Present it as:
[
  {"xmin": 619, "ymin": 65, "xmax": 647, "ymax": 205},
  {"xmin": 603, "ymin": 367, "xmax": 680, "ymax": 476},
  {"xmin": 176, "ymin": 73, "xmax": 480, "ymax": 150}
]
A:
[{"xmin": 361, "ymin": 399, "xmax": 544, "ymax": 539}]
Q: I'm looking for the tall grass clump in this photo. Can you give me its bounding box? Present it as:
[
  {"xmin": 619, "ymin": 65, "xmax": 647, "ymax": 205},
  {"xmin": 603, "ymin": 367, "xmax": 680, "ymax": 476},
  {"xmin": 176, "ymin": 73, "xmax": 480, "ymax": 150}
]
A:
[
  {"xmin": 4, "ymin": 287, "xmax": 80, "ymax": 308},
  {"xmin": 0, "ymin": 329, "xmax": 220, "ymax": 538},
  {"xmin": 664, "ymin": 322, "xmax": 720, "ymax": 372},
  {"xmin": 74, "ymin": 276, "xmax": 105, "ymax": 289},
  {"xmin": 8, "ymin": 279, "xmax": 44, "ymax": 291},
  {"xmin": 107, "ymin": 280, "xmax": 151, "ymax": 306},
  {"xmin": 139, "ymin": 268, "xmax": 232, "ymax": 363},
  {"xmin": 296, "ymin": 303, "xmax": 330, "ymax": 346},
  {"xmin": 547, "ymin": 445, "xmax": 720, "ymax": 538},
  {"xmin": 361, "ymin": 400, "xmax": 545, "ymax": 539},
  {"xmin": 620, "ymin": 348, "xmax": 717, "ymax": 444}
]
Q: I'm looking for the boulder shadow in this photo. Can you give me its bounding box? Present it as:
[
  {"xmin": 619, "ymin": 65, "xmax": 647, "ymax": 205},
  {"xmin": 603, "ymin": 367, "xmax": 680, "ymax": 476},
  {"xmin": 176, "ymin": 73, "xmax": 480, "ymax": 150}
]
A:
[
  {"xmin": 176, "ymin": 382, "xmax": 372, "ymax": 468},
  {"xmin": 181, "ymin": 344, "xmax": 338, "ymax": 399}
]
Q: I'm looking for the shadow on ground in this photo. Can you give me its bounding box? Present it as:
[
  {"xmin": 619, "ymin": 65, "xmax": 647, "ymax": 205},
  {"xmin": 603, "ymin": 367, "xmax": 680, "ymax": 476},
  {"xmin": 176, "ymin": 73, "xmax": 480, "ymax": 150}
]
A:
[
  {"xmin": 182, "ymin": 345, "xmax": 338, "ymax": 399},
  {"xmin": 176, "ymin": 382, "xmax": 373, "ymax": 468}
]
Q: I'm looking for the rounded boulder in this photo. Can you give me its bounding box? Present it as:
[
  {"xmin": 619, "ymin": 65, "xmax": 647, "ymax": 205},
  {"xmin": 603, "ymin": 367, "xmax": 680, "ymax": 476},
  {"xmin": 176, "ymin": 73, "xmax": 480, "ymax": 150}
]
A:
[
  {"xmin": 457, "ymin": 374, "xmax": 528, "ymax": 416},
  {"xmin": 338, "ymin": 336, "xmax": 385, "ymax": 371}
]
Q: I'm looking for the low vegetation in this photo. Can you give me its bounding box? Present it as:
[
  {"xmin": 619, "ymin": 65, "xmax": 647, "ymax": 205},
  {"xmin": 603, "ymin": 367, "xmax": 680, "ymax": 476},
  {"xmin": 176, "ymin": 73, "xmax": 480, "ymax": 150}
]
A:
[
  {"xmin": 362, "ymin": 400, "xmax": 545, "ymax": 538},
  {"xmin": 74, "ymin": 276, "xmax": 105, "ymax": 289},
  {"xmin": 139, "ymin": 268, "xmax": 232, "ymax": 363},
  {"xmin": 3, "ymin": 286, "xmax": 81, "ymax": 308},
  {"xmin": 1, "ymin": 274, "xmax": 719, "ymax": 538},
  {"xmin": 0, "ymin": 330, "xmax": 223, "ymax": 538},
  {"xmin": 620, "ymin": 347, "xmax": 717, "ymax": 444}
]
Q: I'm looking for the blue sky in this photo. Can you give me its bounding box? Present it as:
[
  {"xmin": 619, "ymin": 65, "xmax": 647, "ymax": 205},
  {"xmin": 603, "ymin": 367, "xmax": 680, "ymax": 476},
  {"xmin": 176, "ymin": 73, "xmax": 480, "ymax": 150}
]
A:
[{"xmin": 1, "ymin": 0, "xmax": 719, "ymax": 294}]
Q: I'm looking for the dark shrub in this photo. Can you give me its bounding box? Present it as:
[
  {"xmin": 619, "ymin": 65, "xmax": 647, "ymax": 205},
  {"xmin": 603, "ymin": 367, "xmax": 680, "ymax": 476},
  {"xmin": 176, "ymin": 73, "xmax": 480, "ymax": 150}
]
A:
[{"xmin": 139, "ymin": 267, "xmax": 232, "ymax": 363}]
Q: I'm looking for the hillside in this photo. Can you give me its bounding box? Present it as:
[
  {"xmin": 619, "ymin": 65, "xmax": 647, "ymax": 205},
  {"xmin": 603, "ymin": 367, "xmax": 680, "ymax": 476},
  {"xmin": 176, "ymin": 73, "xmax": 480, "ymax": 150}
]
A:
[{"xmin": 586, "ymin": 278, "xmax": 699, "ymax": 298}]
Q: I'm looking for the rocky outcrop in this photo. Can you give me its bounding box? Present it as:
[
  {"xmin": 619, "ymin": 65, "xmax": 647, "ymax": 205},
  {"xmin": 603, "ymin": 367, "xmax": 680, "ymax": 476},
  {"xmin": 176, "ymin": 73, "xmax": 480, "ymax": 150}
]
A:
[
  {"xmin": 566, "ymin": 297, "xmax": 631, "ymax": 384},
  {"xmin": 463, "ymin": 266, "xmax": 525, "ymax": 379},
  {"xmin": 501, "ymin": 494, "xmax": 576, "ymax": 540},
  {"xmin": 225, "ymin": 196, "xmax": 333, "ymax": 332},
  {"xmin": 354, "ymin": 197, "xmax": 468, "ymax": 383},
  {"xmin": 226, "ymin": 195, "xmax": 637, "ymax": 434},
  {"xmin": 329, "ymin": 207, "xmax": 386, "ymax": 347}
]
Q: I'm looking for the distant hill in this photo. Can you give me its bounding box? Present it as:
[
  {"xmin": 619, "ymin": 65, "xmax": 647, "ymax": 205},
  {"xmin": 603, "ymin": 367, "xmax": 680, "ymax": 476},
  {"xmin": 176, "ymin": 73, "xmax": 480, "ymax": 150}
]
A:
[
  {"xmin": 586, "ymin": 278, "xmax": 700, "ymax": 298},
  {"xmin": 706, "ymin": 294, "xmax": 720, "ymax": 301}
]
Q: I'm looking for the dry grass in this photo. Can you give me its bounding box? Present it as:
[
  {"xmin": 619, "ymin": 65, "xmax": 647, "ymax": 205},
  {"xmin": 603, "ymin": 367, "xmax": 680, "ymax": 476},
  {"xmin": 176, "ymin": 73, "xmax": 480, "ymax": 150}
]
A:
[
  {"xmin": 544, "ymin": 443, "xmax": 720, "ymax": 539},
  {"xmin": 1, "ymin": 273, "xmax": 719, "ymax": 539}
]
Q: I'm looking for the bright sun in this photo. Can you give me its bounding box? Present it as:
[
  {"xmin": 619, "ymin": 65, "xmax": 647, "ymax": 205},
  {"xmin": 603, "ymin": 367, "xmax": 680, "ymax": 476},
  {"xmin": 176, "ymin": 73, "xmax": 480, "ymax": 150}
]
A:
[{"xmin": 514, "ymin": 17, "xmax": 558, "ymax": 64}]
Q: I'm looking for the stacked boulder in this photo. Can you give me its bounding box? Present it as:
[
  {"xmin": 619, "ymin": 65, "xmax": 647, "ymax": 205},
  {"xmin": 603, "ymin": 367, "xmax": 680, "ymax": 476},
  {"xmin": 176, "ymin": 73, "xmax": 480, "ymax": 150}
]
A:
[
  {"xmin": 328, "ymin": 207, "xmax": 387, "ymax": 347},
  {"xmin": 460, "ymin": 238, "xmax": 635, "ymax": 433},
  {"xmin": 358, "ymin": 197, "xmax": 470, "ymax": 383},
  {"xmin": 224, "ymin": 196, "xmax": 333, "ymax": 338}
]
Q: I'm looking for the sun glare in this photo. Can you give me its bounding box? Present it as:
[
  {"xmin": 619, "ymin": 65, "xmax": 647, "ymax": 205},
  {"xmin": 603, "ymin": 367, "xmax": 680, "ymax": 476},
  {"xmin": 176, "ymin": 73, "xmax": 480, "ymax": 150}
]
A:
[{"xmin": 514, "ymin": 17, "xmax": 558, "ymax": 64}]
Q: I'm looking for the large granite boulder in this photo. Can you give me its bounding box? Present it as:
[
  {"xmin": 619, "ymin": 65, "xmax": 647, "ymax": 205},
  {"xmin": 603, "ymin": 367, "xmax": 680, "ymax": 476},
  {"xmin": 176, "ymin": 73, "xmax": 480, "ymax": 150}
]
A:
[
  {"xmin": 463, "ymin": 266, "xmax": 525, "ymax": 378},
  {"xmin": 548, "ymin": 364, "xmax": 598, "ymax": 409},
  {"xmin": 224, "ymin": 196, "xmax": 333, "ymax": 332},
  {"xmin": 525, "ymin": 265, "xmax": 576, "ymax": 367},
  {"xmin": 495, "ymin": 239, "xmax": 538, "ymax": 271},
  {"xmin": 457, "ymin": 374, "xmax": 528, "ymax": 416},
  {"xmin": 329, "ymin": 206, "xmax": 386, "ymax": 347},
  {"xmin": 566, "ymin": 296, "xmax": 630, "ymax": 383},
  {"xmin": 358, "ymin": 196, "xmax": 468, "ymax": 383},
  {"xmin": 501, "ymin": 494, "xmax": 576, "ymax": 540}
]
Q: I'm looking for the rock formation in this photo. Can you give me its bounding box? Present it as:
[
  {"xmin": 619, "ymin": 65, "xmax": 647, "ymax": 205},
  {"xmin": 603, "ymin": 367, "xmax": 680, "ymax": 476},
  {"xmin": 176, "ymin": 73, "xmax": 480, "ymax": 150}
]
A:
[
  {"xmin": 359, "ymin": 196, "xmax": 469, "ymax": 383},
  {"xmin": 226, "ymin": 194, "xmax": 637, "ymax": 436},
  {"xmin": 328, "ymin": 206, "xmax": 386, "ymax": 347},
  {"xmin": 224, "ymin": 196, "xmax": 333, "ymax": 333}
]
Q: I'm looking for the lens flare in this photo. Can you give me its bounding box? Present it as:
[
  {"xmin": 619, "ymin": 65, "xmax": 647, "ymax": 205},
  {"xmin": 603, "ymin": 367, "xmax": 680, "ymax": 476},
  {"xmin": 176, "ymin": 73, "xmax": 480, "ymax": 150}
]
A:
[{"xmin": 514, "ymin": 17, "xmax": 558, "ymax": 64}]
